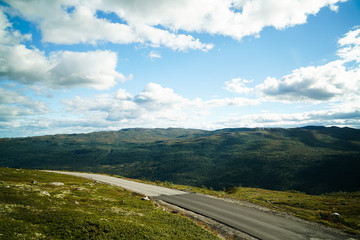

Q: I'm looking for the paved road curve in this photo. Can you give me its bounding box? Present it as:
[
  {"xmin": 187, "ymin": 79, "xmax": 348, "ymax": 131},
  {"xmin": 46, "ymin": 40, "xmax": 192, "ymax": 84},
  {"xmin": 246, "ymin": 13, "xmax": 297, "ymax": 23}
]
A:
[
  {"xmin": 47, "ymin": 171, "xmax": 355, "ymax": 240},
  {"xmin": 46, "ymin": 171, "xmax": 185, "ymax": 196},
  {"xmin": 156, "ymin": 194, "xmax": 351, "ymax": 240}
]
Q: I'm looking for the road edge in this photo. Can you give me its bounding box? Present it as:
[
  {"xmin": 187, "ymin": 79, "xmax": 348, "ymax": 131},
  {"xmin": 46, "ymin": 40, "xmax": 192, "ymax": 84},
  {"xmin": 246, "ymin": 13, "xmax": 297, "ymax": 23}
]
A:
[{"xmin": 152, "ymin": 198, "xmax": 259, "ymax": 240}]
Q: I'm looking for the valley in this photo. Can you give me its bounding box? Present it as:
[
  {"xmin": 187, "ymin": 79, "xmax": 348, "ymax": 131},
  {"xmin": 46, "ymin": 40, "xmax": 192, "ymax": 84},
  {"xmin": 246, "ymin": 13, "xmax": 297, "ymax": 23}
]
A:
[{"xmin": 1, "ymin": 126, "xmax": 359, "ymax": 194}]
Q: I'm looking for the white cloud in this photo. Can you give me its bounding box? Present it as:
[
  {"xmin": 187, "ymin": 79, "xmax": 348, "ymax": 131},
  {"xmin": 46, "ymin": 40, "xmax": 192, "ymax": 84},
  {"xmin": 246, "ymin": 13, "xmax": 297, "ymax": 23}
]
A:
[
  {"xmin": 215, "ymin": 99, "xmax": 360, "ymax": 129},
  {"xmin": 4, "ymin": 0, "xmax": 213, "ymax": 51},
  {"xmin": 224, "ymin": 78, "xmax": 254, "ymax": 94},
  {"xmin": 229, "ymin": 0, "xmax": 346, "ymax": 37},
  {"xmin": 40, "ymin": 6, "xmax": 135, "ymax": 45},
  {"xmin": 207, "ymin": 97, "xmax": 260, "ymax": 107},
  {"xmin": 338, "ymin": 27, "xmax": 360, "ymax": 46},
  {"xmin": 62, "ymin": 83, "xmax": 259, "ymax": 128},
  {"xmin": 0, "ymin": 45, "xmax": 51, "ymax": 83},
  {"xmin": 17, "ymin": 88, "xmax": 360, "ymax": 136},
  {"xmin": 257, "ymin": 60, "xmax": 360, "ymax": 102},
  {"xmin": 4, "ymin": 0, "xmax": 346, "ymax": 51},
  {"xmin": 0, "ymin": 116, "xmax": 122, "ymax": 137},
  {"xmin": 0, "ymin": 87, "xmax": 49, "ymax": 122},
  {"xmin": 134, "ymin": 83, "xmax": 189, "ymax": 110},
  {"xmin": 149, "ymin": 51, "xmax": 162, "ymax": 60},
  {"xmin": 256, "ymin": 27, "xmax": 360, "ymax": 102},
  {"xmin": 62, "ymin": 83, "xmax": 186, "ymax": 123},
  {"xmin": 0, "ymin": 10, "xmax": 12, "ymax": 44},
  {"xmin": 115, "ymin": 0, "xmax": 346, "ymax": 40},
  {"xmin": 49, "ymin": 50, "xmax": 126, "ymax": 90},
  {"xmin": 0, "ymin": 10, "xmax": 126, "ymax": 90},
  {"xmin": 134, "ymin": 24, "xmax": 214, "ymax": 51},
  {"xmin": 0, "ymin": 45, "xmax": 125, "ymax": 90},
  {"xmin": 337, "ymin": 26, "xmax": 360, "ymax": 63},
  {"xmin": 2, "ymin": 1, "xmax": 359, "ymax": 136},
  {"xmin": 115, "ymin": 89, "xmax": 132, "ymax": 100},
  {"xmin": 0, "ymin": 10, "xmax": 31, "ymax": 45}
]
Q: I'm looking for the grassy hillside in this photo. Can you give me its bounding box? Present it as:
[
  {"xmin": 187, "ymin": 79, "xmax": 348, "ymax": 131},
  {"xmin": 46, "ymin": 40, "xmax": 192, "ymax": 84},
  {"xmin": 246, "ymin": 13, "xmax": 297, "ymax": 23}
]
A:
[
  {"xmin": 0, "ymin": 167, "xmax": 219, "ymax": 240},
  {"xmin": 1, "ymin": 126, "xmax": 360, "ymax": 194}
]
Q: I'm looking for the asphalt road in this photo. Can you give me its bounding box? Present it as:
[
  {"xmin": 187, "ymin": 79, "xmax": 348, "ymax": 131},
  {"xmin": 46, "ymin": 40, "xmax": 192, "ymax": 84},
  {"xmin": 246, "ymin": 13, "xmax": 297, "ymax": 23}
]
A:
[
  {"xmin": 46, "ymin": 171, "xmax": 185, "ymax": 196},
  {"xmin": 156, "ymin": 194, "xmax": 350, "ymax": 240},
  {"xmin": 48, "ymin": 171, "xmax": 355, "ymax": 240}
]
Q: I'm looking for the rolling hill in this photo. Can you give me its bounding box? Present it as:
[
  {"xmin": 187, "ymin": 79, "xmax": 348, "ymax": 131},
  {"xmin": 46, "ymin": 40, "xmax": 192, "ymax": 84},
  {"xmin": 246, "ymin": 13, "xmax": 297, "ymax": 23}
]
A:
[{"xmin": 1, "ymin": 126, "xmax": 360, "ymax": 194}]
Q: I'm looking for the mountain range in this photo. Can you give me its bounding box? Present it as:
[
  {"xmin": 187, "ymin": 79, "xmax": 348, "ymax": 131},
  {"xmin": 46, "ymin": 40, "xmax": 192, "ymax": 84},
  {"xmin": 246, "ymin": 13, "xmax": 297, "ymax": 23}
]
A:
[{"xmin": 1, "ymin": 126, "xmax": 359, "ymax": 194}]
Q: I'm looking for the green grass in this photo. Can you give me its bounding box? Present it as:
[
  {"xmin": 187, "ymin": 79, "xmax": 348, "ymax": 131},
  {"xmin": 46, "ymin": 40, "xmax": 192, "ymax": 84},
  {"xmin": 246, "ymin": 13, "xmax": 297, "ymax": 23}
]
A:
[{"xmin": 0, "ymin": 167, "xmax": 220, "ymax": 240}]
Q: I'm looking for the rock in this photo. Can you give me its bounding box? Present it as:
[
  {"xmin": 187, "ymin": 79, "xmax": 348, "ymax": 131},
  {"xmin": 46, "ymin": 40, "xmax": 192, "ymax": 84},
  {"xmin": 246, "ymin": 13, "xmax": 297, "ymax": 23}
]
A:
[
  {"xmin": 50, "ymin": 182, "xmax": 64, "ymax": 186},
  {"xmin": 40, "ymin": 191, "xmax": 50, "ymax": 196},
  {"xmin": 331, "ymin": 212, "xmax": 340, "ymax": 218},
  {"xmin": 142, "ymin": 196, "xmax": 150, "ymax": 201}
]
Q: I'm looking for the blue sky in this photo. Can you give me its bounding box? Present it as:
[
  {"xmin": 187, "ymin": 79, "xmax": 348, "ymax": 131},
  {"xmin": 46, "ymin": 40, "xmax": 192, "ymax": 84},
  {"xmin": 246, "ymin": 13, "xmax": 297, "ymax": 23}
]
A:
[{"xmin": 0, "ymin": 0, "xmax": 360, "ymax": 137}]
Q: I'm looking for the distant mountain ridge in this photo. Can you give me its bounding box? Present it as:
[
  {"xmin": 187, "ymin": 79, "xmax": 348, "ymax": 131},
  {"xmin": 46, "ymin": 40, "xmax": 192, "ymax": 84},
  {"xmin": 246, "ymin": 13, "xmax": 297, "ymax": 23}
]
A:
[{"xmin": 1, "ymin": 126, "xmax": 360, "ymax": 194}]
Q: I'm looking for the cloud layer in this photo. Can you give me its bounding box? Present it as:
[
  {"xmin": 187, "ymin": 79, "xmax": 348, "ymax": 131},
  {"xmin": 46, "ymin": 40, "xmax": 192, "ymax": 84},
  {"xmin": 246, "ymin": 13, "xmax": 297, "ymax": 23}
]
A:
[
  {"xmin": 0, "ymin": 87, "xmax": 49, "ymax": 122},
  {"xmin": 0, "ymin": 11, "xmax": 125, "ymax": 90},
  {"xmin": 61, "ymin": 83, "xmax": 260, "ymax": 130},
  {"xmin": 219, "ymin": 27, "xmax": 360, "ymax": 129},
  {"xmin": 4, "ymin": 0, "xmax": 346, "ymax": 51},
  {"xmin": 224, "ymin": 78, "xmax": 254, "ymax": 95},
  {"xmin": 1, "ymin": 0, "xmax": 360, "ymax": 137},
  {"xmin": 215, "ymin": 100, "xmax": 360, "ymax": 129},
  {"xmin": 256, "ymin": 27, "xmax": 360, "ymax": 102}
]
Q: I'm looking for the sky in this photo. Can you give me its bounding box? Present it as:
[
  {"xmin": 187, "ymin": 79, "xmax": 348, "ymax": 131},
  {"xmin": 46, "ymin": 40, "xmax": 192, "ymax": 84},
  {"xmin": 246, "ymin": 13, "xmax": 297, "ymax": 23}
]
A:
[{"xmin": 0, "ymin": 0, "xmax": 360, "ymax": 138}]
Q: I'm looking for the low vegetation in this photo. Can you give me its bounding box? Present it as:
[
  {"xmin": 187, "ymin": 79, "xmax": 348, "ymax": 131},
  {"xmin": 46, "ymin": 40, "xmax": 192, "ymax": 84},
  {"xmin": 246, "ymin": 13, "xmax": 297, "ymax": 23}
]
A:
[{"xmin": 0, "ymin": 167, "xmax": 219, "ymax": 240}]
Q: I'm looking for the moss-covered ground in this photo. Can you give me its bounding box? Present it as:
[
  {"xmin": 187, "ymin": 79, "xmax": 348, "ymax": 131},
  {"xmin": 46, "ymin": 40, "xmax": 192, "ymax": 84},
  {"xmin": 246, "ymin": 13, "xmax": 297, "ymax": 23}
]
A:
[{"xmin": 0, "ymin": 168, "xmax": 219, "ymax": 240}]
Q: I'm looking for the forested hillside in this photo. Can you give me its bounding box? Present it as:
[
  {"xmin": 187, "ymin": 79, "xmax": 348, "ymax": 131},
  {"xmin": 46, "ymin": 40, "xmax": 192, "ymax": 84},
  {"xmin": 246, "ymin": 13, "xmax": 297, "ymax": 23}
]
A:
[{"xmin": 1, "ymin": 126, "xmax": 360, "ymax": 194}]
